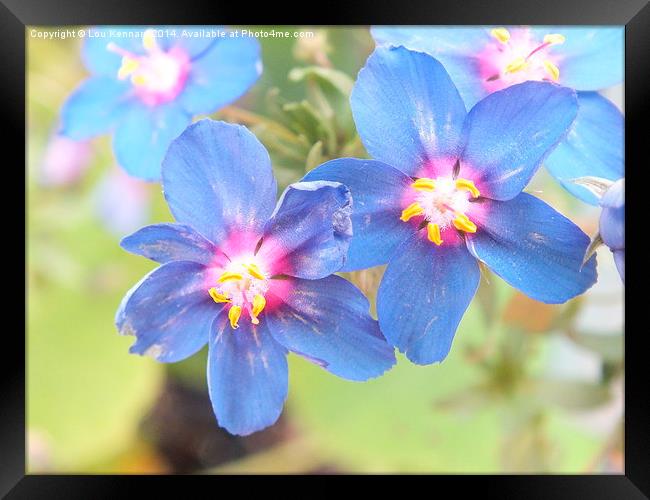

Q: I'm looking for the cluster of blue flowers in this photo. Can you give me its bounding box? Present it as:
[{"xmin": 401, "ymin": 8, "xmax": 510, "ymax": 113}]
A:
[{"xmin": 60, "ymin": 26, "xmax": 624, "ymax": 435}]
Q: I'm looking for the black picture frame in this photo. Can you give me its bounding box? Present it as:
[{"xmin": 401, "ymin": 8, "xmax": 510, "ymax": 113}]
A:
[{"xmin": 7, "ymin": 0, "xmax": 645, "ymax": 496}]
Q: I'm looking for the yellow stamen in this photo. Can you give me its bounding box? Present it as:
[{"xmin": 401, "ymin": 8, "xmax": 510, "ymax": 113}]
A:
[
  {"xmin": 543, "ymin": 60, "xmax": 560, "ymax": 81},
  {"xmin": 543, "ymin": 33, "xmax": 566, "ymax": 45},
  {"xmin": 243, "ymin": 263, "xmax": 265, "ymax": 280},
  {"xmin": 217, "ymin": 271, "xmax": 243, "ymax": 283},
  {"xmin": 427, "ymin": 223, "xmax": 443, "ymax": 246},
  {"xmin": 505, "ymin": 56, "xmax": 528, "ymax": 74},
  {"xmin": 452, "ymin": 214, "xmax": 477, "ymax": 233},
  {"xmin": 142, "ymin": 29, "xmax": 157, "ymax": 51},
  {"xmin": 208, "ymin": 288, "xmax": 231, "ymax": 303},
  {"xmin": 228, "ymin": 305, "xmax": 242, "ymax": 329},
  {"xmin": 411, "ymin": 178, "xmax": 436, "ymax": 191},
  {"xmin": 131, "ymin": 74, "xmax": 147, "ymax": 86},
  {"xmin": 491, "ymin": 27, "xmax": 511, "ymax": 44},
  {"xmin": 250, "ymin": 294, "xmax": 266, "ymax": 325},
  {"xmin": 117, "ymin": 57, "xmax": 139, "ymax": 79},
  {"xmin": 455, "ymin": 178, "xmax": 481, "ymax": 198},
  {"xmin": 400, "ymin": 202, "xmax": 424, "ymax": 222}
]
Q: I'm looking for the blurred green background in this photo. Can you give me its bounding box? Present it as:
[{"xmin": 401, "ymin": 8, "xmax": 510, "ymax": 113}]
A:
[{"xmin": 26, "ymin": 26, "xmax": 624, "ymax": 474}]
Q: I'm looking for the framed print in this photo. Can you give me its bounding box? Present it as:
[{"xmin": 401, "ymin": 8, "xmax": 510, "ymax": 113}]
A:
[{"xmin": 5, "ymin": 0, "xmax": 646, "ymax": 496}]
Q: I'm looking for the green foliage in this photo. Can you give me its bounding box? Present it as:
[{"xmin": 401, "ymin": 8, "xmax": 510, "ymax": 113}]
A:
[{"xmin": 27, "ymin": 185, "xmax": 164, "ymax": 471}]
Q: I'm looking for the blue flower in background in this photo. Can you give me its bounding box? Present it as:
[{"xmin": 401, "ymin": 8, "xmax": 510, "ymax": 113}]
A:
[
  {"xmin": 372, "ymin": 26, "xmax": 624, "ymax": 205},
  {"xmin": 116, "ymin": 119, "xmax": 395, "ymax": 435},
  {"xmin": 304, "ymin": 46, "xmax": 598, "ymax": 365},
  {"xmin": 61, "ymin": 27, "xmax": 262, "ymax": 180},
  {"xmin": 599, "ymin": 179, "xmax": 625, "ymax": 281},
  {"xmin": 94, "ymin": 167, "xmax": 151, "ymax": 237}
]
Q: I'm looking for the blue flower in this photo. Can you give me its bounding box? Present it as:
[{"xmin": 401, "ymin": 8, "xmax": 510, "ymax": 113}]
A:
[
  {"xmin": 116, "ymin": 119, "xmax": 396, "ymax": 435},
  {"xmin": 61, "ymin": 26, "xmax": 262, "ymax": 181},
  {"xmin": 599, "ymin": 178, "xmax": 625, "ymax": 281},
  {"xmin": 372, "ymin": 26, "xmax": 624, "ymax": 205},
  {"xmin": 304, "ymin": 46, "xmax": 597, "ymax": 365}
]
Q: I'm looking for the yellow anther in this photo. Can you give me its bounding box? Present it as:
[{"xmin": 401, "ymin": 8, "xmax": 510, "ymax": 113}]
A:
[
  {"xmin": 543, "ymin": 33, "xmax": 566, "ymax": 45},
  {"xmin": 142, "ymin": 29, "xmax": 157, "ymax": 51},
  {"xmin": 491, "ymin": 27, "xmax": 511, "ymax": 44},
  {"xmin": 228, "ymin": 305, "xmax": 242, "ymax": 329},
  {"xmin": 250, "ymin": 294, "xmax": 266, "ymax": 325},
  {"xmin": 217, "ymin": 271, "xmax": 243, "ymax": 283},
  {"xmin": 452, "ymin": 213, "xmax": 477, "ymax": 233},
  {"xmin": 243, "ymin": 263, "xmax": 265, "ymax": 280},
  {"xmin": 117, "ymin": 57, "xmax": 139, "ymax": 79},
  {"xmin": 400, "ymin": 202, "xmax": 424, "ymax": 222},
  {"xmin": 131, "ymin": 74, "xmax": 147, "ymax": 86},
  {"xmin": 252, "ymin": 294, "xmax": 266, "ymax": 317},
  {"xmin": 427, "ymin": 223, "xmax": 443, "ymax": 246},
  {"xmin": 505, "ymin": 56, "xmax": 528, "ymax": 74},
  {"xmin": 411, "ymin": 178, "xmax": 436, "ymax": 191},
  {"xmin": 209, "ymin": 288, "xmax": 231, "ymax": 303},
  {"xmin": 455, "ymin": 178, "xmax": 481, "ymax": 198},
  {"xmin": 543, "ymin": 60, "xmax": 560, "ymax": 81}
]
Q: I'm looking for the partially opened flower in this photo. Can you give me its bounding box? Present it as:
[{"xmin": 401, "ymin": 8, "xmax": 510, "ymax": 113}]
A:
[
  {"xmin": 599, "ymin": 179, "xmax": 624, "ymax": 281},
  {"xmin": 61, "ymin": 26, "xmax": 261, "ymax": 180},
  {"xmin": 372, "ymin": 26, "xmax": 624, "ymax": 205},
  {"xmin": 116, "ymin": 119, "xmax": 396, "ymax": 435},
  {"xmin": 304, "ymin": 46, "xmax": 597, "ymax": 364}
]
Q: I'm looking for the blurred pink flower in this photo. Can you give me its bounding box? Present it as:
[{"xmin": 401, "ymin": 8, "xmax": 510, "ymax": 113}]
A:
[{"xmin": 39, "ymin": 134, "xmax": 93, "ymax": 187}]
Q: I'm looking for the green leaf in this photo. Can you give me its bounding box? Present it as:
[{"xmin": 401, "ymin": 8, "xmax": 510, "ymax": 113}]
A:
[
  {"xmin": 304, "ymin": 141, "xmax": 324, "ymax": 172},
  {"xmin": 571, "ymin": 176, "xmax": 614, "ymax": 198},
  {"xmin": 288, "ymin": 66, "xmax": 356, "ymax": 140},
  {"xmin": 288, "ymin": 66, "xmax": 354, "ymax": 97},
  {"xmin": 282, "ymin": 100, "xmax": 336, "ymax": 152}
]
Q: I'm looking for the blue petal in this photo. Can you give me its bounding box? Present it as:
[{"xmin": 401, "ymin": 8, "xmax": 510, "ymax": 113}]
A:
[
  {"xmin": 466, "ymin": 193, "xmax": 597, "ymax": 303},
  {"xmin": 546, "ymin": 27, "xmax": 624, "ymax": 90},
  {"xmin": 303, "ymin": 158, "xmax": 415, "ymax": 271},
  {"xmin": 121, "ymin": 223, "xmax": 222, "ymax": 266},
  {"xmin": 159, "ymin": 26, "xmax": 220, "ymax": 58},
  {"xmin": 258, "ymin": 181, "xmax": 352, "ymax": 280},
  {"xmin": 266, "ymin": 275, "xmax": 396, "ymax": 380},
  {"xmin": 178, "ymin": 37, "xmax": 262, "ymax": 115},
  {"xmin": 371, "ymin": 26, "xmax": 490, "ymax": 108},
  {"xmin": 116, "ymin": 261, "xmax": 218, "ymax": 362},
  {"xmin": 460, "ymin": 81, "xmax": 578, "ymax": 201},
  {"xmin": 82, "ymin": 26, "xmax": 147, "ymax": 76},
  {"xmin": 351, "ymin": 46, "xmax": 467, "ymax": 176},
  {"xmin": 600, "ymin": 179, "xmax": 624, "ymax": 250},
  {"xmin": 208, "ymin": 313, "xmax": 288, "ymax": 436},
  {"xmin": 113, "ymin": 102, "xmax": 192, "ymax": 181},
  {"xmin": 544, "ymin": 92, "xmax": 624, "ymax": 205},
  {"xmin": 613, "ymin": 249, "xmax": 624, "ymax": 283},
  {"xmin": 60, "ymin": 77, "xmax": 133, "ymax": 140},
  {"xmin": 162, "ymin": 119, "xmax": 277, "ymax": 246},
  {"xmin": 377, "ymin": 234, "xmax": 480, "ymax": 365}
]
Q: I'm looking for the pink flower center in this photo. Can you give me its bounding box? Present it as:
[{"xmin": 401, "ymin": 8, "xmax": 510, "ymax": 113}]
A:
[
  {"xmin": 206, "ymin": 255, "xmax": 271, "ymax": 330},
  {"xmin": 478, "ymin": 27, "xmax": 565, "ymax": 93},
  {"xmin": 108, "ymin": 29, "xmax": 190, "ymax": 106},
  {"xmin": 400, "ymin": 174, "xmax": 480, "ymax": 246}
]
